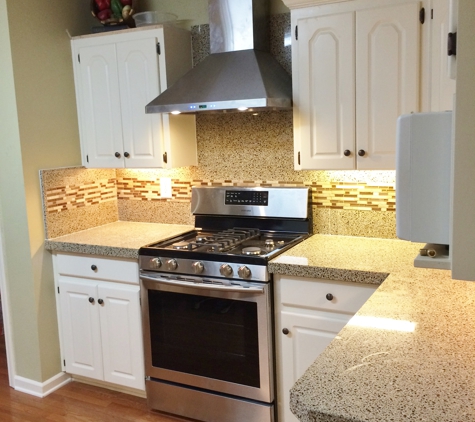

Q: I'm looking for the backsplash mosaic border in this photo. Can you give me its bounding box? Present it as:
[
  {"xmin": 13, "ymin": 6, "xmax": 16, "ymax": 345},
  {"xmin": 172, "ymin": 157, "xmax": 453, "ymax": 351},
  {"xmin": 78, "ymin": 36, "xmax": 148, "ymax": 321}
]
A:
[{"xmin": 44, "ymin": 175, "xmax": 395, "ymax": 214}]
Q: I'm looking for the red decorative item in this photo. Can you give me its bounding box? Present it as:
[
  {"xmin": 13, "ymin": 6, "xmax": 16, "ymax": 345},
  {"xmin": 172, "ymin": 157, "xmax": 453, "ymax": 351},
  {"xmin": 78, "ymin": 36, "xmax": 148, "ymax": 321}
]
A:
[{"xmin": 90, "ymin": 0, "xmax": 135, "ymax": 26}]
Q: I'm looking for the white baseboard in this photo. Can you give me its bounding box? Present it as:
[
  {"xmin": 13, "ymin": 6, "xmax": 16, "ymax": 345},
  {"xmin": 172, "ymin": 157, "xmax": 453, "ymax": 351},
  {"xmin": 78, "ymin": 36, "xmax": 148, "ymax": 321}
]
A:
[{"xmin": 14, "ymin": 372, "xmax": 71, "ymax": 397}]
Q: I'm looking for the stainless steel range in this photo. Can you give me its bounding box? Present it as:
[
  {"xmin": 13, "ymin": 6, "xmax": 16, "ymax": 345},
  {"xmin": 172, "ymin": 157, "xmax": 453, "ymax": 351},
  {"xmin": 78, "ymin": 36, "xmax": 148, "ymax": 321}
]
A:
[{"xmin": 139, "ymin": 186, "xmax": 310, "ymax": 422}]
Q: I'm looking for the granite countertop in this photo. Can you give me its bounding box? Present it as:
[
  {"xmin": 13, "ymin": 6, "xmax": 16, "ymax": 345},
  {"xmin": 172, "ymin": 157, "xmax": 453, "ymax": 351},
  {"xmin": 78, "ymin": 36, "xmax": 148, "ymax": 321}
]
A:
[
  {"xmin": 44, "ymin": 221, "xmax": 194, "ymax": 259},
  {"xmin": 269, "ymin": 234, "xmax": 475, "ymax": 422}
]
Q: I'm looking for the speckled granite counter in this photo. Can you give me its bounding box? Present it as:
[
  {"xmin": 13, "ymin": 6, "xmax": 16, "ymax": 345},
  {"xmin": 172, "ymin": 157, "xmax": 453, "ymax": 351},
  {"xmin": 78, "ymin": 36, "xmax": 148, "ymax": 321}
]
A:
[
  {"xmin": 44, "ymin": 221, "xmax": 194, "ymax": 259},
  {"xmin": 269, "ymin": 234, "xmax": 475, "ymax": 422}
]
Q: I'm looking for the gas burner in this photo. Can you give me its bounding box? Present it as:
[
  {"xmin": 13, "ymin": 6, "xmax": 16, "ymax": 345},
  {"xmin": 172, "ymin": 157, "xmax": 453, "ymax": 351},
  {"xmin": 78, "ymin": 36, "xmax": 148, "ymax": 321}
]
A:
[
  {"xmin": 264, "ymin": 239, "xmax": 275, "ymax": 249},
  {"xmin": 196, "ymin": 236, "xmax": 213, "ymax": 243},
  {"xmin": 242, "ymin": 246, "xmax": 262, "ymax": 256},
  {"xmin": 173, "ymin": 242, "xmax": 195, "ymax": 250}
]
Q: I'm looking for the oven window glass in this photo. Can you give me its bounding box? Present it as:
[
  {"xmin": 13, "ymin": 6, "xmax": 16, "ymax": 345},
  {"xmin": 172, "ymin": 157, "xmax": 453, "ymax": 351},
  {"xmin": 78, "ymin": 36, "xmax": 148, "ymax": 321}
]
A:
[{"xmin": 148, "ymin": 290, "xmax": 260, "ymax": 388}]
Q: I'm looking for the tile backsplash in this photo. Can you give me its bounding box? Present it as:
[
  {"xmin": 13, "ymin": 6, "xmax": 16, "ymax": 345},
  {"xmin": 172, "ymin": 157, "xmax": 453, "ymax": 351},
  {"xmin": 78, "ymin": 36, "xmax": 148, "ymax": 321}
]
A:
[{"xmin": 40, "ymin": 14, "xmax": 397, "ymax": 240}]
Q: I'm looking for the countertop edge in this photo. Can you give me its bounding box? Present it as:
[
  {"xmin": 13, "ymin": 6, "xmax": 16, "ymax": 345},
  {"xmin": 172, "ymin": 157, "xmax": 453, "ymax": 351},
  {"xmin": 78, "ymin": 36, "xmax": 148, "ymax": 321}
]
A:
[
  {"xmin": 44, "ymin": 240, "xmax": 139, "ymax": 259},
  {"xmin": 269, "ymin": 263, "xmax": 388, "ymax": 285}
]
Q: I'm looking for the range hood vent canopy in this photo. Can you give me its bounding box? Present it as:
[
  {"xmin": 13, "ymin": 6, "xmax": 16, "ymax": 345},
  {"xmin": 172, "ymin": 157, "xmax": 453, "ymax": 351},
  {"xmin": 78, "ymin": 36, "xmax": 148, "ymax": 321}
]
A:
[{"xmin": 146, "ymin": 0, "xmax": 292, "ymax": 114}]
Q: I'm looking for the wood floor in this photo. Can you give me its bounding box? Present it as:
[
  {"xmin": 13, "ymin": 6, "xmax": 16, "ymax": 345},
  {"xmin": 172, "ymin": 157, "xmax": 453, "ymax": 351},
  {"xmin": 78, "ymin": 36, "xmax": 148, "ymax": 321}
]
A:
[{"xmin": 0, "ymin": 332, "xmax": 191, "ymax": 421}]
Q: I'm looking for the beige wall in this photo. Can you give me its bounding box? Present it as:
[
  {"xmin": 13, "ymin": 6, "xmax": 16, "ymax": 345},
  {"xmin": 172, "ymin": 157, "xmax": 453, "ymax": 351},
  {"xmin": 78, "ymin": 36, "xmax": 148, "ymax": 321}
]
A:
[
  {"xmin": 0, "ymin": 0, "xmax": 42, "ymax": 382},
  {"xmin": 1, "ymin": 0, "xmax": 92, "ymax": 382}
]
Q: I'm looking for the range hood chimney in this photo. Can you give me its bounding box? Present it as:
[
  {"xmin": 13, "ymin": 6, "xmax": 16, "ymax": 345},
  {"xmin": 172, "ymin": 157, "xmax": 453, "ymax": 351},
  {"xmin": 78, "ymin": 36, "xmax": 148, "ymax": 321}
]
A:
[{"xmin": 145, "ymin": 0, "xmax": 292, "ymax": 114}]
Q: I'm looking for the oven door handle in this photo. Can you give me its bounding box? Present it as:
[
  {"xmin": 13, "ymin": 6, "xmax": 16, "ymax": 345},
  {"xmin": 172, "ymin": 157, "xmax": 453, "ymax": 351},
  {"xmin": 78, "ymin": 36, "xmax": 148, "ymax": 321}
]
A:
[{"xmin": 140, "ymin": 275, "xmax": 265, "ymax": 294}]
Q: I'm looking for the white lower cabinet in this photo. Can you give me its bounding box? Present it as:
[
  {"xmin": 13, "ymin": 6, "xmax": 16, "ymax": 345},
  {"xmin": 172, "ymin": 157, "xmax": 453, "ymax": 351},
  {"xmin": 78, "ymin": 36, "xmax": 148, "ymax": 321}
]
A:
[
  {"xmin": 274, "ymin": 275, "xmax": 377, "ymax": 422},
  {"xmin": 54, "ymin": 253, "xmax": 144, "ymax": 391}
]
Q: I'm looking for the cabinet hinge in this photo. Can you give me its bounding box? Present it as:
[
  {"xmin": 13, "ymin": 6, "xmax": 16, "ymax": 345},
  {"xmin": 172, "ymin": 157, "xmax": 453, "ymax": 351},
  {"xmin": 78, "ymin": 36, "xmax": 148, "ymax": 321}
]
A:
[
  {"xmin": 298, "ymin": 151, "xmax": 301, "ymax": 165},
  {"xmin": 448, "ymin": 32, "xmax": 457, "ymax": 56},
  {"xmin": 419, "ymin": 7, "xmax": 425, "ymax": 24},
  {"xmin": 156, "ymin": 42, "xmax": 161, "ymax": 55},
  {"xmin": 295, "ymin": 25, "xmax": 298, "ymax": 40},
  {"xmin": 163, "ymin": 151, "xmax": 168, "ymax": 164},
  {"xmin": 78, "ymin": 54, "xmax": 80, "ymax": 63}
]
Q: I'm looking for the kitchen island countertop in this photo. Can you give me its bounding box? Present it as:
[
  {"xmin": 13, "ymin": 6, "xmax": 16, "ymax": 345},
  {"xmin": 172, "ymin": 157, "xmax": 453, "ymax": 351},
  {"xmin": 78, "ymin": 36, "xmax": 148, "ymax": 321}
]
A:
[
  {"xmin": 44, "ymin": 221, "xmax": 194, "ymax": 259},
  {"xmin": 269, "ymin": 234, "xmax": 475, "ymax": 422}
]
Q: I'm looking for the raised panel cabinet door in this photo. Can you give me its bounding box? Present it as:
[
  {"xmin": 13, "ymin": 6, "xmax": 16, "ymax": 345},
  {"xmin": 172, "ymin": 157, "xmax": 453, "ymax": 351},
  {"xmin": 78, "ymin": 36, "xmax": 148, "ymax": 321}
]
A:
[
  {"xmin": 117, "ymin": 37, "xmax": 165, "ymax": 168},
  {"xmin": 430, "ymin": 0, "xmax": 456, "ymax": 111},
  {"xmin": 76, "ymin": 43, "xmax": 124, "ymax": 168},
  {"xmin": 356, "ymin": 2, "xmax": 420, "ymax": 170},
  {"xmin": 278, "ymin": 310, "xmax": 352, "ymax": 422},
  {"xmin": 58, "ymin": 278, "xmax": 103, "ymax": 380},
  {"xmin": 298, "ymin": 12, "xmax": 356, "ymax": 170},
  {"xmin": 98, "ymin": 282, "xmax": 145, "ymax": 390}
]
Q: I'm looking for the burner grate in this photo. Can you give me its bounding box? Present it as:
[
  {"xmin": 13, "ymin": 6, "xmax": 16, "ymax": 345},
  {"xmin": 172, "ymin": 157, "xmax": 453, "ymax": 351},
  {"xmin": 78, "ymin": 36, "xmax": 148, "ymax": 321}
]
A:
[{"xmin": 171, "ymin": 228, "xmax": 261, "ymax": 253}]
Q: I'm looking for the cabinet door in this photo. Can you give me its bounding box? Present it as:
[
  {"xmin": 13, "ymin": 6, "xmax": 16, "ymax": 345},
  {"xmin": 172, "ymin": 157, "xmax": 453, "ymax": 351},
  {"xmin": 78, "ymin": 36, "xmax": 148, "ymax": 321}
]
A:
[
  {"xmin": 98, "ymin": 283, "xmax": 145, "ymax": 390},
  {"xmin": 430, "ymin": 0, "xmax": 456, "ymax": 111},
  {"xmin": 76, "ymin": 43, "xmax": 124, "ymax": 168},
  {"xmin": 356, "ymin": 2, "xmax": 420, "ymax": 169},
  {"xmin": 117, "ymin": 38, "xmax": 165, "ymax": 168},
  {"xmin": 297, "ymin": 12, "xmax": 356, "ymax": 170},
  {"xmin": 59, "ymin": 278, "xmax": 103, "ymax": 380},
  {"xmin": 278, "ymin": 310, "xmax": 352, "ymax": 422}
]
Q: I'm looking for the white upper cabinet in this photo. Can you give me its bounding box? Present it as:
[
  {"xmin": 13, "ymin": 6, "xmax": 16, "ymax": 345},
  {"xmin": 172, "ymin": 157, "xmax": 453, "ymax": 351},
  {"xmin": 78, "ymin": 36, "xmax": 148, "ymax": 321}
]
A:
[
  {"xmin": 71, "ymin": 26, "xmax": 197, "ymax": 169},
  {"xmin": 430, "ymin": 0, "xmax": 456, "ymax": 111},
  {"xmin": 297, "ymin": 12, "xmax": 356, "ymax": 170},
  {"xmin": 356, "ymin": 2, "xmax": 421, "ymax": 170},
  {"xmin": 292, "ymin": 0, "xmax": 428, "ymax": 170}
]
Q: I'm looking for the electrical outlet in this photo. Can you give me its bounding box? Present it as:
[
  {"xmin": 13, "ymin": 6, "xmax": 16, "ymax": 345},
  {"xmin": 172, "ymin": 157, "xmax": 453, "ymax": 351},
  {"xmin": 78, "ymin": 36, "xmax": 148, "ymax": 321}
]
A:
[{"xmin": 160, "ymin": 177, "xmax": 172, "ymax": 198}]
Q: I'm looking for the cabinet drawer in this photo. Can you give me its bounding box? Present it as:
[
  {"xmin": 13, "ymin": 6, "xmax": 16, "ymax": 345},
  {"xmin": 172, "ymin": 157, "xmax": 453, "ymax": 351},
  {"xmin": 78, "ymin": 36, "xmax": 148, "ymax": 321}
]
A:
[
  {"xmin": 55, "ymin": 253, "xmax": 139, "ymax": 284},
  {"xmin": 278, "ymin": 275, "xmax": 376, "ymax": 314}
]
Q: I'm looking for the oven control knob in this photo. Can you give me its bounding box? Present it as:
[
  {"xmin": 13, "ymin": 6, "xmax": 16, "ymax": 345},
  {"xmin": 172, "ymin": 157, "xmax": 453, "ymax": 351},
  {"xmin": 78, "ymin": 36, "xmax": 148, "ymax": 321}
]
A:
[
  {"xmin": 238, "ymin": 266, "xmax": 252, "ymax": 279},
  {"xmin": 219, "ymin": 264, "xmax": 233, "ymax": 277},
  {"xmin": 149, "ymin": 257, "xmax": 162, "ymax": 269},
  {"xmin": 192, "ymin": 261, "xmax": 204, "ymax": 274},
  {"xmin": 166, "ymin": 259, "xmax": 178, "ymax": 271}
]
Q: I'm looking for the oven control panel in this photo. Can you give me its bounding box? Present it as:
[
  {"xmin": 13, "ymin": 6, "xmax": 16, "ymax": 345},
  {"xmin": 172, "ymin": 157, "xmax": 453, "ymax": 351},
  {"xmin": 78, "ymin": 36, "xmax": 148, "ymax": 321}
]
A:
[
  {"xmin": 225, "ymin": 190, "xmax": 268, "ymax": 206},
  {"xmin": 191, "ymin": 186, "xmax": 309, "ymax": 219}
]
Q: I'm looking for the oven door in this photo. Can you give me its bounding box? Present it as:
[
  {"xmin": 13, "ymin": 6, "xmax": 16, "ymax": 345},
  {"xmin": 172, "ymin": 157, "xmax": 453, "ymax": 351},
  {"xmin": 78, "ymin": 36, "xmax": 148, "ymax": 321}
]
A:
[{"xmin": 140, "ymin": 272, "xmax": 274, "ymax": 404}]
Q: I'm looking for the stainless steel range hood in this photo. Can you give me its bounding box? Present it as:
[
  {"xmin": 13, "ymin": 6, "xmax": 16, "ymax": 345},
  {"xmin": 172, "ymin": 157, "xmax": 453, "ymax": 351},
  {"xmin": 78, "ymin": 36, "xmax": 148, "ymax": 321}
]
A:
[{"xmin": 146, "ymin": 0, "xmax": 292, "ymax": 114}]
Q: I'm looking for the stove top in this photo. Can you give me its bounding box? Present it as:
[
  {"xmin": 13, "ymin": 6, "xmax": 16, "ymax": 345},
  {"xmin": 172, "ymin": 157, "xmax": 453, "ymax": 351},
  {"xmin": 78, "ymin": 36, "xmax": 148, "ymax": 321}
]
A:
[
  {"xmin": 144, "ymin": 228, "xmax": 302, "ymax": 257},
  {"xmin": 139, "ymin": 186, "xmax": 310, "ymax": 282},
  {"xmin": 139, "ymin": 228, "xmax": 307, "ymax": 282}
]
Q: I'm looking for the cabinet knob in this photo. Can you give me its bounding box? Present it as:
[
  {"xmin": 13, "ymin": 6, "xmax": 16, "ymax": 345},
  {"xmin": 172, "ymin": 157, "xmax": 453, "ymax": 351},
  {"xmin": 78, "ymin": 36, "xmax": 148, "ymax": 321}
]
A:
[
  {"xmin": 282, "ymin": 328, "xmax": 290, "ymax": 335},
  {"xmin": 358, "ymin": 149, "xmax": 366, "ymax": 157},
  {"xmin": 115, "ymin": 152, "xmax": 121, "ymax": 158},
  {"xmin": 98, "ymin": 299, "xmax": 104, "ymax": 305},
  {"xmin": 124, "ymin": 152, "xmax": 130, "ymax": 158},
  {"xmin": 88, "ymin": 297, "xmax": 94, "ymax": 304},
  {"xmin": 343, "ymin": 149, "xmax": 351, "ymax": 157},
  {"xmin": 326, "ymin": 293, "xmax": 334, "ymax": 301},
  {"xmin": 91, "ymin": 265, "xmax": 97, "ymax": 271}
]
